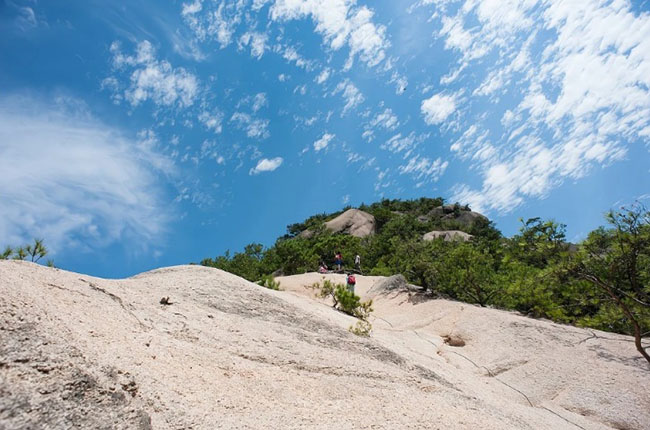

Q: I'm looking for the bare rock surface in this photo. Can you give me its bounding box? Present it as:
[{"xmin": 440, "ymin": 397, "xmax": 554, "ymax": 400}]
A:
[
  {"xmin": 1, "ymin": 261, "xmax": 649, "ymax": 430},
  {"xmin": 324, "ymin": 209, "xmax": 376, "ymax": 237},
  {"xmin": 423, "ymin": 230, "xmax": 473, "ymax": 242},
  {"xmin": 427, "ymin": 205, "xmax": 487, "ymax": 227},
  {"xmin": 365, "ymin": 274, "xmax": 421, "ymax": 298}
]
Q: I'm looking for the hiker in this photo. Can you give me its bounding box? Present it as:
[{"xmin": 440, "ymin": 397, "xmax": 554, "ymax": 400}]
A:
[
  {"xmin": 346, "ymin": 272, "xmax": 356, "ymax": 293},
  {"xmin": 354, "ymin": 254, "xmax": 361, "ymax": 272},
  {"xmin": 318, "ymin": 260, "xmax": 328, "ymax": 274},
  {"xmin": 334, "ymin": 251, "xmax": 343, "ymax": 271}
]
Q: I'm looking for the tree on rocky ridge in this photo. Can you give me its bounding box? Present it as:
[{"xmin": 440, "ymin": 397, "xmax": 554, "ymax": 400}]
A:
[{"xmin": 569, "ymin": 204, "xmax": 650, "ymax": 364}]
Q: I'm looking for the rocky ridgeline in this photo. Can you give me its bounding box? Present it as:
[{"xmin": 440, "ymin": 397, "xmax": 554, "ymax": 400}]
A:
[{"xmin": 301, "ymin": 204, "xmax": 485, "ymax": 241}]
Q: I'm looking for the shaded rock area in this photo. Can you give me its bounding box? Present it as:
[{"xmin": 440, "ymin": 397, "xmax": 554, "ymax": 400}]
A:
[
  {"xmin": 366, "ymin": 274, "xmax": 421, "ymax": 297},
  {"xmin": 423, "ymin": 204, "xmax": 487, "ymax": 227},
  {"xmin": 0, "ymin": 294, "xmax": 151, "ymax": 430},
  {"xmin": 323, "ymin": 209, "xmax": 376, "ymax": 237},
  {"xmin": 423, "ymin": 230, "xmax": 473, "ymax": 242}
]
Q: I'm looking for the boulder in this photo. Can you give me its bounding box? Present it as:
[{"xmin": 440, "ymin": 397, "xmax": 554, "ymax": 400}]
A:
[
  {"xmin": 298, "ymin": 229, "xmax": 314, "ymax": 239},
  {"xmin": 324, "ymin": 209, "xmax": 376, "ymax": 238},
  {"xmin": 428, "ymin": 205, "xmax": 487, "ymax": 227},
  {"xmin": 454, "ymin": 211, "xmax": 486, "ymax": 226},
  {"xmin": 366, "ymin": 274, "xmax": 419, "ymax": 297},
  {"xmin": 423, "ymin": 230, "xmax": 473, "ymax": 242}
]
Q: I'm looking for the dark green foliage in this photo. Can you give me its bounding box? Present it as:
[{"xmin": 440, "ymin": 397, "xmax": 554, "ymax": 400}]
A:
[
  {"xmin": 507, "ymin": 218, "xmax": 569, "ymax": 268},
  {"xmin": 201, "ymin": 243, "xmax": 267, "ymax": 281},
  {"xmin": 566, "ymin": 204, "xmax": 650, "ymax": 363},
  {"xmin": 434, "ymin": 243, "xmax": 497, "ymax": 307},
  {"xmin": 264, "ymin": 238, "xmax": 318, "ymax": 275},
  {"xmin": 2, "ymin": 239, "xmax": 51, "ymax": 266},
  {"xmin": 311, "ymin": 280, "xmax": 373, "ymax": 335},
  {"xmin": 1, "ymin": 246, "xmax": 12, "ymax": 260},
  {"xmin": 285, "ymin": 212, "xmax": 335, "ymax": 238},
  {"xmin": 334, "ymin": 286, "xmax": 361, "ymax": 315},
  {"xmin": 13, "ymin": 246, "xmax": 27, "ymax": 260},
  {"xmin": 258, "ymin": 275, "xmax": 281, "ymax": 291},
  {"xmin": 26, "ymin": 238, "xmax": 48, "ymax": 263}
]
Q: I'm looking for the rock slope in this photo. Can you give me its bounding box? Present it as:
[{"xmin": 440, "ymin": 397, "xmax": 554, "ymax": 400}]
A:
[
  {"xmin": 324, "ymin": 209, "xmax": 376, "ymax": 237},
  {"xmin": 423, "ymin": 230, "xmax": 473, "ymax": 241},
  {"xmin": 1, "ymin": 261, "xmax": 649, "ymax": 429}
]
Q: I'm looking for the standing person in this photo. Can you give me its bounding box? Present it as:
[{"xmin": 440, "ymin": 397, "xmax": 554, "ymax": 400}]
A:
[
  {"xmin": 346, "ymin": 272, "xmax": 356, "ymax": 293},
  {"xmin": 354, "ymin": 254, "xmax": 361, "ymax": 272},
  {"xmin": 334, "ymin": 251, "xmax": 343, "ymax": 271}
]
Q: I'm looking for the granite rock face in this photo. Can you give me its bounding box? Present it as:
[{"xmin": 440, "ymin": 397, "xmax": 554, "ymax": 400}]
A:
[
  {"xmin": 423, "ymin": 230, "xmax": 473, "ymax": 242},
  {"xmin": 426, "ymin": 205, "xmax": 487, "ymax": 227},
  {"xmin": 324, "ymin": 209, "xmax": 376, "ymax": 238}
]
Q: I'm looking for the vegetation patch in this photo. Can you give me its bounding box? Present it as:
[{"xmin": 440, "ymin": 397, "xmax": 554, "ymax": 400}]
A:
[{"xmin": 258, "ymin": 275, "xmax": 281, "ymax": 291}]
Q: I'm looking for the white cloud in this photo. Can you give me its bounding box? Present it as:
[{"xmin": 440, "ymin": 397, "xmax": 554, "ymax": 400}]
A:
[
  {"xmin": 182, "ymin": 0, "xmax": 202, "ymax": 16},
  {"xmin": 369, "ymin": 108, "xmax": 399, "ymax": 131},
  {"xmin": 182, "ymin": 1, "xmax": 243, "ymax": 48},
  {"xmin": 249, "ymin": 157, "xmax": 283, "ymax": 175},
  {"xmin": 421, "ymin": 93, "xmax": 457, "ymax": 125},
  {"xmin": 230, "ymin": 112, "xmax": 270, "ymax": 139},
  {"xmin": 198, "ymin": 109, "xmax": 223, "ymax": 133},
  {"xmin": 239, "ymin": 31, "xmax": 268, "ymax": 59},
  {"xmin": 424, "ymin": 0, "xmax": 650, "ymax": 214},
  {"xmin": 270, "ymin": 0, "xmax": 389, "ymax": 68},
  {"xmin": 390, "ymin": 72, "xmax": 408, "ymax": 95},
  {"xmin": 334, "ymin": 79, "xmax": 364, "ymax": 114},
  {"xmin": 362, "ymin": 129, "xmax": 374, "ymax": 142},
  {"xmin": 0, "ymin": 95, "xmax": 173, "ymax": 252},
  {"xmin": 252, "ymin": 93, "xmax": 268, "ymax": 112},
  {"xmin": 399, "ymin": 155, "xmax": 448, "ymax": 182},
  {"xmin": 316, "ymin": 68, "xmax": 331, "ymax": 84},
  {"xmin": 107, "ymin": 41, "xmax": 199, "ymax": 108},
  {"xmin": 199, "ymin": 139, "xmax": 225, "ymax": 164},
  {"xmin": 170, "ymin": 29, "xmax": 207, "ymax": 62},
  {"xmin": 14, "ymin": 6, "xmax": 38, "ymax": 31},
  {"xmin": 382, "ymin": 133, "xmax": 416, "ymax": 154},
  {"xmin": 313, "ymin": 133, "xmax": 334, "ymax": 151},
  {"xmin": 277, "ymin": 44, "xmax": 313, "ymax": 70}
]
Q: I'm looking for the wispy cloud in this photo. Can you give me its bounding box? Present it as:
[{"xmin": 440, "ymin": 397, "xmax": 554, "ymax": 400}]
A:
[
  {"xmin": 370, "ymin": 108, "xmax": 399, "ymax": 131},
  {"xmin": 277, "ymin": 44, "xmax": 314, "ymax": 70},
  {"xmin": 399, "ymin": 155, "xmax": 448, "ymax": 183},
  {"xmin": 5, "ymin": 1, "xmax": 45, "ymax": 33},
  {"xmin": 181, "ymin": 0, "xmax": 243, "ymax": 48},
  {"xmin": 334, "ymin": 79, "xmax": 364, "ymax": 114},
  {"xmin": 238, "ymin": 31, "xmax": 268, "ymax": 59},
  {"xmin": 315, "ymin": 68, "xmax": 331, "ymax": 84},
  {"xmin": 106, "ymin": 40, "xmax": 199, "ymax": 108},
  {"xmin": 230, "ymin": 112, "xmax": 270, "ymax": 139},
  {"xmin": 0, "ymin": 94, "xmax": 173, "ymax": 252},
  {"xmin": 381, "ymin": 133, "xmax": 416, "ymax": 155},
  {"xmin": 269, "ymin": 0, "xmax": 389, "ymax": 68},
  {"xmin": 252, "ymin": 93, "xmax": 268, "ymax": 112},
  {"xmin": 198, "ymin": 109, "xmax": 223, "ymax": 133},
  {"xmin": 313, "ymin": 133, "xmax": 335, "ymax": 151}
]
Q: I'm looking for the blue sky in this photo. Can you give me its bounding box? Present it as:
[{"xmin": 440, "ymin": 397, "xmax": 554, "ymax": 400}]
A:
[{"xmin": 1, "ymin": 0, "xmax": 649, "ymax": 278}]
